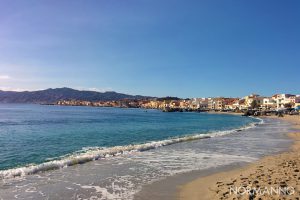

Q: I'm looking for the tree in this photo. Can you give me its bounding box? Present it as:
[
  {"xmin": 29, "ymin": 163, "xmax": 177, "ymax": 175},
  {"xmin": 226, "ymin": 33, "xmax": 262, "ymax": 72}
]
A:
[
  {"xmin": 284, "ymin": 103, "xmax": 292, "ymax": 109},
  {"xmin": 250, "ymin": 100, "xmax": 259, "ymax": 109}
]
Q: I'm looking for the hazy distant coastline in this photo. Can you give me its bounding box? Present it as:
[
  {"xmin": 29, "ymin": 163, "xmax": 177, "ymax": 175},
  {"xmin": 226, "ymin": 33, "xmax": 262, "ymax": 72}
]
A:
[{"xmin": 0, "ymin": 87, "xmax": 153, "ymax": 104}]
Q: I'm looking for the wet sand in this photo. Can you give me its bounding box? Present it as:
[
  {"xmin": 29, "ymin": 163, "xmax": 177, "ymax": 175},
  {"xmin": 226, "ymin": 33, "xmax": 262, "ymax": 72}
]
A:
[
  {"xmin": 179, "ymin": 115, "xmax": 300, "ymax": 200},
  {"xmin": 134, "ymin": 162, "xmax": 247, "ymax": 200},
  {"xmin": 134, "ymin": 116, "xmax": 293, "ymax": 200}
]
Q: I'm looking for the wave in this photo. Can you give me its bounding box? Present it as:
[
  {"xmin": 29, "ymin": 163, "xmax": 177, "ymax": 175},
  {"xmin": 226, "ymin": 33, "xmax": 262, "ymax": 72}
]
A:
[{"xmin": 0, "ymin": 119, "xmax": 262, "ymax": 179}]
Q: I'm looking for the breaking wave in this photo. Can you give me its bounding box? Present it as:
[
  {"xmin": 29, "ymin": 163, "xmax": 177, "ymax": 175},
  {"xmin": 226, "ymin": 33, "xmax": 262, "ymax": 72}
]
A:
[{"xmin": 0, "ymin": 118, "xmax": 263, "ymax": 179}]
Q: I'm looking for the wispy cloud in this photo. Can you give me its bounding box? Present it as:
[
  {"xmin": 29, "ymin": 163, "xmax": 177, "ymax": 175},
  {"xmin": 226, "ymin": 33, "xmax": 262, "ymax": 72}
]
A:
[
  {"xmin": 0, "ymin": 87, "xmax": 30, "ymax": 91},
  {"xmin": 75, "ymin": 87, "xmax": 113, "ymax": 92},
  {"xmin": 0, "ymin": 75, "xmax": 11, "ymax": 80}
]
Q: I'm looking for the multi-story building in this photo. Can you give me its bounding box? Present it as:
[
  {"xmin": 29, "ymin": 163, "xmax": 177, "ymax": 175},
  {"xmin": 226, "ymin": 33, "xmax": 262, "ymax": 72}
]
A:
[
  {"xmin": 208, "ymin": 98, "xmax": 217, "ymax": 110},
  {"xmin": 224, "ymin": 98, "xmax": 239, "ymax": 110},
  {"xmin": 244, "ymin": 94, "xmax": 264, "ymax": 108},
  {"xmin": 208, "ymin": 97, "xmax": 231, "ymax": 110},
  {"xmin": 261, "ymin": 97, "xmax": 277, "ymax": 110},
  {"xmin": 190, "ymin": 98, "xmax": 209, "ymax": 109},
  {"xmin": 294, "ymin": 95, "xmax": 300, "ymax": 109},
  {"xmin": 272, "ymin": 94, "xmax": 296, "ymax": 108}
]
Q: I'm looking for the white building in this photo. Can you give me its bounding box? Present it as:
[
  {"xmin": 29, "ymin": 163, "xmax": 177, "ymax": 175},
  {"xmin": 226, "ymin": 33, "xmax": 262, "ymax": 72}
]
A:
[
  {"xmin": 191, "ymin": 98, "xmax": 208, "ymax": 109},
  {"xmin": 295, "ymin": 95, "xmax": 300, "ymax": 108},
  {"xmin": 261, "ymin": 97, "xmax": 277, "ymax": 110},
  {"xmin": 272, "ymin": 94, "xmax": 296, "ymax": 108},
  {"xmin": 244, "ymin": 94, "xmax": 264, "ymax": 108}
]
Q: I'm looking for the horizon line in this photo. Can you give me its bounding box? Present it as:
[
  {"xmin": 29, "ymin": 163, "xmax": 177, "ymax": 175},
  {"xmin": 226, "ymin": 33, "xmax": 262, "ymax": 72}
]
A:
[{"xmin": 0, "ymin": 87, "xmax": 299, "ymax": 99}]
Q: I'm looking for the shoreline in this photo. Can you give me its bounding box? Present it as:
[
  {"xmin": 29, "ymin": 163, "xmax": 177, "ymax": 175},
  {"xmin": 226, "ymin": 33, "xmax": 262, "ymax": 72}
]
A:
[
  {"xmin": 0, "ymin": 112, "xmax": 256, "ymax": 180},
  {"xmin": 179, "ymin": 115, "xmax": 300, "ymax": 200},
  {"xmin": 0, "ymin": 108, "xmax": 293, "ymax": 199},
  {"xmin": 134, "ymin": 162, "xmax": 249, "ymax": 200},
  {"xmin": 133, "ymin": 115, "xmax": 292, "ymax": 200},
  {"xmin": 206, "ymin": 110, "xmax": 244, "ymax": 116}
]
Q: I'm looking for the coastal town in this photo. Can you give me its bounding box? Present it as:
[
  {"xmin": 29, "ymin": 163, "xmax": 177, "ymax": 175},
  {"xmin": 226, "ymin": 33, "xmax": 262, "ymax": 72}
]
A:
[{"xmin": 56, "ymin": 93, "xmax": 300, "ymax": 114}]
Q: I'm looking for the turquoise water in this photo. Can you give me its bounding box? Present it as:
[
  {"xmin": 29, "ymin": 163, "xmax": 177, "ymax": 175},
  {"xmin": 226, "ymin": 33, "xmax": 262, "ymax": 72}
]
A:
[{"xmin": 0, "ymin": 104, "xmax": 258, "ymax": 170}]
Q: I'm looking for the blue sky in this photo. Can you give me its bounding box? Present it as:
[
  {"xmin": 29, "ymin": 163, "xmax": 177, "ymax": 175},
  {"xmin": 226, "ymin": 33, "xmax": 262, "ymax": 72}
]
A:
[{"xmin": 0, "ymin": 0, "xmax": 299, "ymax": 98}]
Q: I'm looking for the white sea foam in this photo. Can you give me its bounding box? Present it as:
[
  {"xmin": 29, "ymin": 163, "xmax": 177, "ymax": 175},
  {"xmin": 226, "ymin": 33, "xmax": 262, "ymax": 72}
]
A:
[{"xmin": 0, "ymin": 120, "xmax": 262, "ymax": 179}]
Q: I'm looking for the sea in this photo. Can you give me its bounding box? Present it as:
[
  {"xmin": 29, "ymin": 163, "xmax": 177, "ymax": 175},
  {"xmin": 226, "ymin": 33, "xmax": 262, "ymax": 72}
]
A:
[{"xmin": 0, "ymin": 104, "xmax": 292, "ymax": 200}]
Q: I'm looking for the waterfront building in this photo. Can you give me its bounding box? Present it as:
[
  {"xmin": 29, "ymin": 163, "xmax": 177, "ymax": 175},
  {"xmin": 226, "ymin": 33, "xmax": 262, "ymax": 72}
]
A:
[{"xmin": 272, "ymin": 94, "xmax": 296, "ymax": 108}]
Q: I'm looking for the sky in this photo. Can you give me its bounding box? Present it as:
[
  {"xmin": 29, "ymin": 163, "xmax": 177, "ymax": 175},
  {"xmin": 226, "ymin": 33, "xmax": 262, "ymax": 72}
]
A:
[{"xmin": 0, "ymin": 0, "xmax": 299, "ymax": 98}]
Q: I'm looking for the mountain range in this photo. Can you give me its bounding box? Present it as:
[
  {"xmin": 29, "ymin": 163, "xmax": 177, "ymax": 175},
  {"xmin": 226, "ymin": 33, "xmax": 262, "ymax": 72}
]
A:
[{"xmin": 0, "ymin": 88, "xmax": 153, "ymax": 104}]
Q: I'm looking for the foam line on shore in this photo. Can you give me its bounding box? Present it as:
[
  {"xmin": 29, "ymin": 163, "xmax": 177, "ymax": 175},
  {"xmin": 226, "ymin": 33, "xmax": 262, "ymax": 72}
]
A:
[{"xmin": 0, "ymin": 120, "xmax": 262, "ymax": 179}]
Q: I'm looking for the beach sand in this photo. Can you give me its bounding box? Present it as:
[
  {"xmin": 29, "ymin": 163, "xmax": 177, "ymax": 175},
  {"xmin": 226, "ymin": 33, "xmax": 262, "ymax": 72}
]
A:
[{"xmin": 179, "ymin": 115, "xmax": 300, "ymax": 200}]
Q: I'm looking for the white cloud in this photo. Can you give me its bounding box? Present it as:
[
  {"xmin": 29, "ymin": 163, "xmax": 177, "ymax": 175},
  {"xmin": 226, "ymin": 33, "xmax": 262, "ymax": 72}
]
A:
[
  {"xmin": 75, "ymin": 87, "xmax": 113, "ymax": 92},
  {"xmin": 88, "ymin": 87, "xmax": 112, "ymax": 92},
  {"xmin": 0, "ymin": 87, "xmax": 32, "ymax": 91},
  {"xmin": 0, "ymin": 75, "xmax": 10, "ymax": 80}
]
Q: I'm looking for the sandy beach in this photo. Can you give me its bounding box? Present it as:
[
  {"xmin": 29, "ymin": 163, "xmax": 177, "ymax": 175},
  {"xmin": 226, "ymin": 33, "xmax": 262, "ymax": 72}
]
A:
[{"xmin": 179, "ymin": 115, "xmax": 300, "ymax": 200}]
